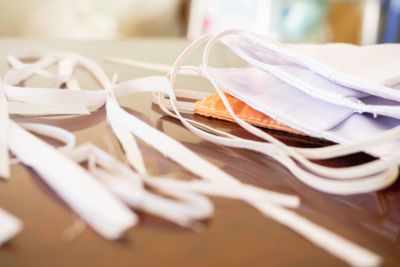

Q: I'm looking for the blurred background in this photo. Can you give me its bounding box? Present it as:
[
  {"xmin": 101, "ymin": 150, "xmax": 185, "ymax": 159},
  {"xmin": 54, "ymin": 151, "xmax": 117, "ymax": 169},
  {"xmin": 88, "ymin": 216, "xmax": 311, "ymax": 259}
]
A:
[{"xmin": 0, "ymin": 0, "xmax": 398, "ymax": 44}]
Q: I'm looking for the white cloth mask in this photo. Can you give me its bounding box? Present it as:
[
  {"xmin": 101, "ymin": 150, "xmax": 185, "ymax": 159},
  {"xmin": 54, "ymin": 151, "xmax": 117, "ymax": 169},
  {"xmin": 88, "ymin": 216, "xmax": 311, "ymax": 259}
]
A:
[{"xmin": 222, "ymin": 31, "xmax": 400, "ymax": 119}]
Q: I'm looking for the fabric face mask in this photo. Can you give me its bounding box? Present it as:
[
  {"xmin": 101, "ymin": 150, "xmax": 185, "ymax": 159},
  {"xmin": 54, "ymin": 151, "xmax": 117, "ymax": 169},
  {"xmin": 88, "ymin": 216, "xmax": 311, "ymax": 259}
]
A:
[{"xmin": 221, "ymin": 30, "xmax": 400, "ymax": 120}]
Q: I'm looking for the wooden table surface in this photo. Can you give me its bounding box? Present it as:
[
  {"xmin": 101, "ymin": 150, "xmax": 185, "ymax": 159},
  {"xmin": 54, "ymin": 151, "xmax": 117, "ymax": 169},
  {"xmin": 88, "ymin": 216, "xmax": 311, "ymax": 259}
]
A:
[{"xmin": 0, "ymin": 38, "xmax": 399, "ymax": 267}]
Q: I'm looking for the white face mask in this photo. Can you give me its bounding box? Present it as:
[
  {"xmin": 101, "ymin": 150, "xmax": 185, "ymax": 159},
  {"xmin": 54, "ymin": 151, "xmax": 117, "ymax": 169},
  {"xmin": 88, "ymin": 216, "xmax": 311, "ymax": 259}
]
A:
[
  {"xmin": 223, "ymin": 31, "xmax": 400, "ymax": 104},
  {"xmin": 217, "ymin": 31, "xmax": 400, "ymax": 155}
]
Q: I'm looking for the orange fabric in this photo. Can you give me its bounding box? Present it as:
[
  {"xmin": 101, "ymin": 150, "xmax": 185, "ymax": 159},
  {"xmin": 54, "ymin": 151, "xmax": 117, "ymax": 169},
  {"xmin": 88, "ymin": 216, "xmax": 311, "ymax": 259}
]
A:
[{"xmin": 194, "ymin": 92, "xmax": 304, "ymax": 135}]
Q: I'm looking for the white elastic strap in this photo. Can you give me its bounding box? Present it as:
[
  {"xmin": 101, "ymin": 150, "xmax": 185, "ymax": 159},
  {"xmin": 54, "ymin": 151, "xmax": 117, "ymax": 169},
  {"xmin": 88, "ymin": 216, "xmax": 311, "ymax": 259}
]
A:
[
  {"xmin": 107, "ymin": 74, "xmax": 147, "ymax": 176},
  {"xmin": 143, "ymin": 177, "xmax": 299, "ymax": 208},
  {"xmin": 9, "ymin": 122, "xmax": 77, "ymax": 165},
  {"xmin": 6, "ymin": 55, "xmax": 57, "ymax": 86},
  {"xmin": 18, "ymin": 122, "xmax": 76, "ymax": 152},
  {"xmin": 7, "ymin": 101, "xmax": 89, "ymax": 116},
  {"xmin": 7, "ymin": 56, "xmax": 66, "ymax": 86}
]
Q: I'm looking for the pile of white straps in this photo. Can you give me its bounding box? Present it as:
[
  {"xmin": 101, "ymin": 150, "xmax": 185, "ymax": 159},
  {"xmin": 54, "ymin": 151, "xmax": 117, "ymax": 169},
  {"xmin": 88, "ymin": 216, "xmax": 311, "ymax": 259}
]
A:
[{"xmin": 2, "ymin": 29, "xmax": 399, "ymax": 266}]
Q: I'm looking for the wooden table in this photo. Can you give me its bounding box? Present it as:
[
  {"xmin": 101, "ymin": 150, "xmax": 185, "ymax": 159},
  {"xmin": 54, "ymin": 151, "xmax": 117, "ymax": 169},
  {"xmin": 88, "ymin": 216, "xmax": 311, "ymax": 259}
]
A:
[{"xmin": 0, "ymin": 39, "xmax": 399, "ymax": 267}]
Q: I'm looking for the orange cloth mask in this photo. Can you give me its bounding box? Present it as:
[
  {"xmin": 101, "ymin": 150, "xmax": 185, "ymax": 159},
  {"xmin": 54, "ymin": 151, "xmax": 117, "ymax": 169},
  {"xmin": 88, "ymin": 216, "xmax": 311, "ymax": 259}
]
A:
[{"xmin": 194, "ymin": 92, "xmax": 304, "ymax": 136}]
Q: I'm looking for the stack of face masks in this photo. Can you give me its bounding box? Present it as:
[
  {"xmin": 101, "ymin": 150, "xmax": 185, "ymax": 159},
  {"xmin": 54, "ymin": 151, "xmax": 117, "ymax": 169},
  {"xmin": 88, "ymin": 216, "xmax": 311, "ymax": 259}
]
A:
[{"xmin": 219, "ymin": 30, "xmax": 400, "ymax": 156}]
